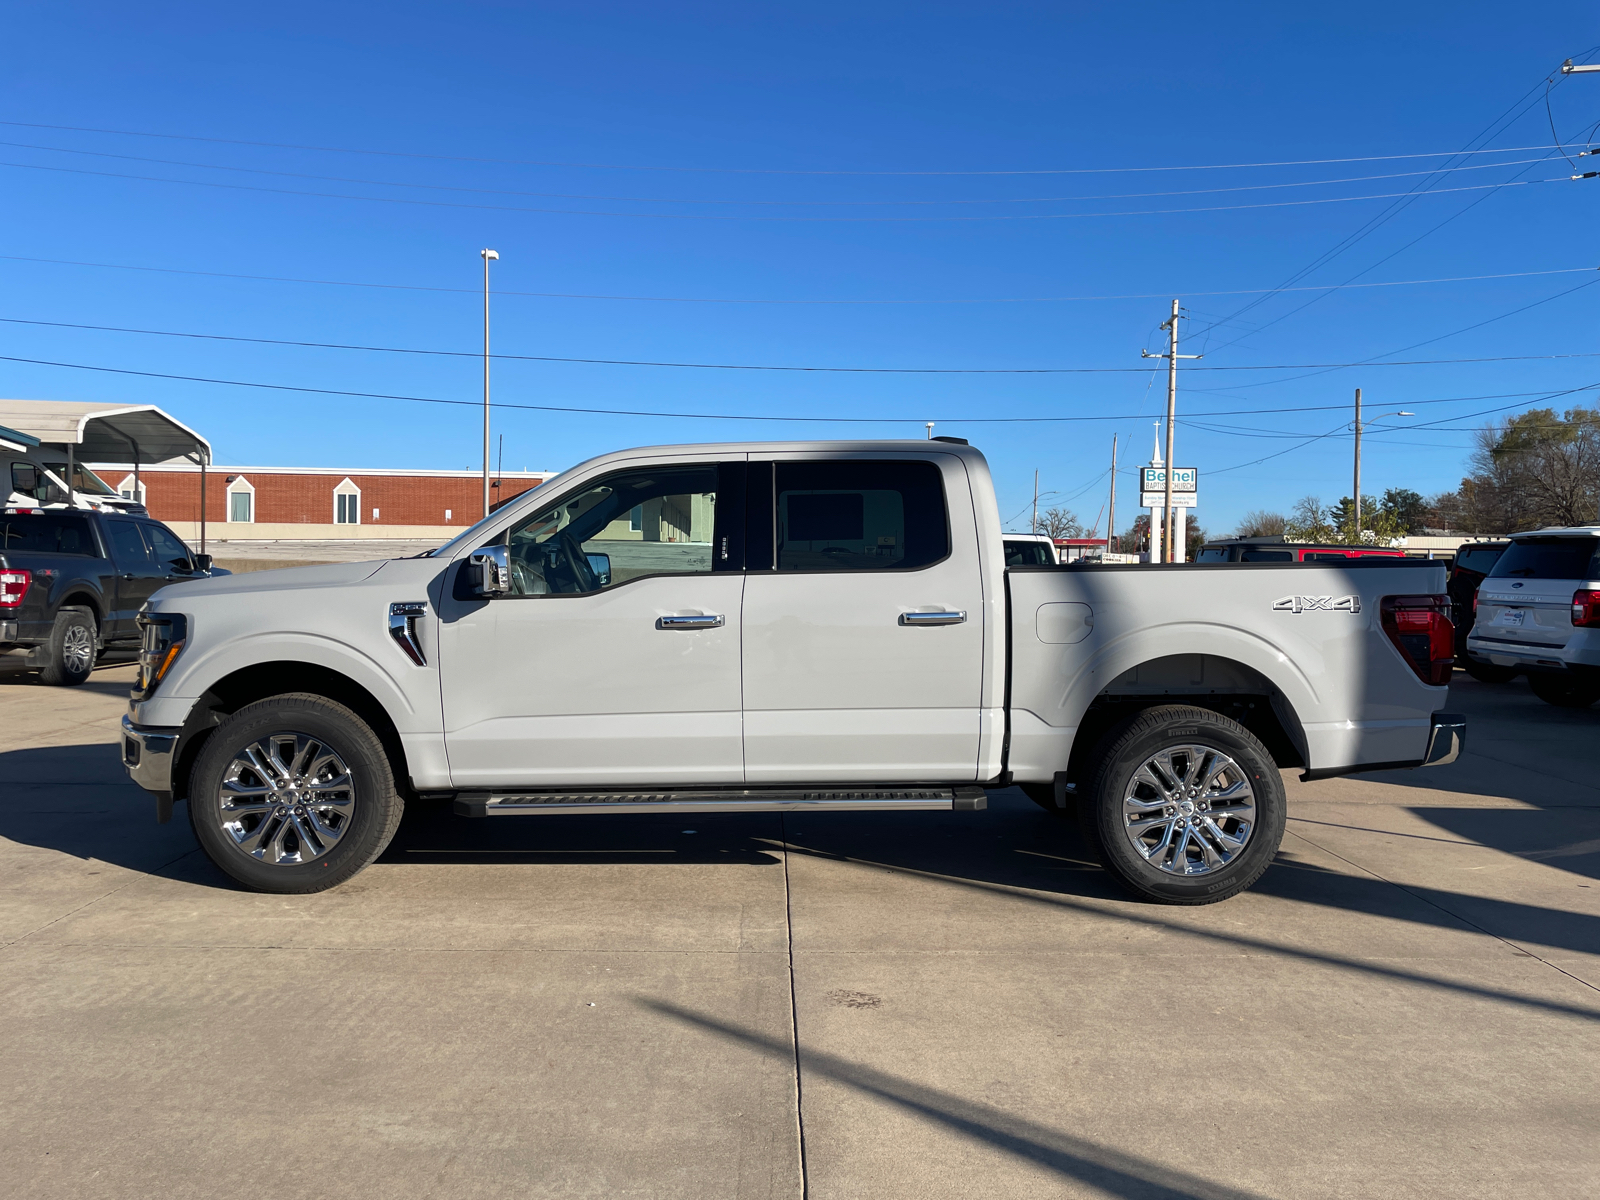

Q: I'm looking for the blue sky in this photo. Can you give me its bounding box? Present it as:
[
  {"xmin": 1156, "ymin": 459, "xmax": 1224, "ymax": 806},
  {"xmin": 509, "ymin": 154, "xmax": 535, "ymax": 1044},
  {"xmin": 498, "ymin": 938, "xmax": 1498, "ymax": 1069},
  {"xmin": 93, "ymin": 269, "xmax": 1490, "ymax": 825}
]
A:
[{"xmin": 3, "ymin": 2, "xmax": 1598, "ymax": 536}]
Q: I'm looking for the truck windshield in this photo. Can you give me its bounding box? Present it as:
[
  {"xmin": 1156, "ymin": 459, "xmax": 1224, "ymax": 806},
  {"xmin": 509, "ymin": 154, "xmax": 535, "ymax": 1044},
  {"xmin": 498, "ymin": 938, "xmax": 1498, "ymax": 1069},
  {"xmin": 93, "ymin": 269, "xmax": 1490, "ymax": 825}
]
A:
[
  {"xmin": 1004, "ymin": 540, "xmax": 1055, "ymax": 566},
  {"xmin": 1489, "ymin": 536, "xmax": 1600, "ymax": 580},
  {"xmin": 42, "ymin": 462, "xmax": 119, "ymax": 496}
]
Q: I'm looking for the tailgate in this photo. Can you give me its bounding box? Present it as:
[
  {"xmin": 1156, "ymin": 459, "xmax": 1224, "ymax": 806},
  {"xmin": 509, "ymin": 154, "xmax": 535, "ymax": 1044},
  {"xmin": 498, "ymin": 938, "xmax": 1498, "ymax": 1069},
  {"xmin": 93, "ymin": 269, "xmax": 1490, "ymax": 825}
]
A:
[{"xmin": 1475, "ymin": 580, "xmax": 1579, "ymax": 652}]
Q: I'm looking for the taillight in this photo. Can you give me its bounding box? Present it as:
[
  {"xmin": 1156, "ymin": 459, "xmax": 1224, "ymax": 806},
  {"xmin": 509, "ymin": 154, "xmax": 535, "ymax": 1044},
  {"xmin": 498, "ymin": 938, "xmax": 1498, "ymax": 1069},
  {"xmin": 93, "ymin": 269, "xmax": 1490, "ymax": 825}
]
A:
[
  {"xmin": 1381, "ymin": 594, "xmax": 1454, "ymax": 686},
  {"xmin": 0, "ymin": 569, "xmax": 29, "ymax": 609},
  {"xmin": 1472, "ymin": 591, "xmax": 1479, "ymax": 614},
  {"xmin": 1574, "ymin": 589, "xmax": 1600, "ymax": 628}
]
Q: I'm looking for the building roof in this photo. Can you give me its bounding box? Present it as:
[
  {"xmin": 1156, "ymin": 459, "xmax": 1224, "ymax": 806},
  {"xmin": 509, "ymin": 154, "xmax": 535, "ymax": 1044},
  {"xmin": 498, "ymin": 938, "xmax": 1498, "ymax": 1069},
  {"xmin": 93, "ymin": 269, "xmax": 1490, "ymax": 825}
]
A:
[
  {"xmin": 0, "ymin": 422, "xmax": 41, "ymax": 452},
  {"xmin": 0, "ymin": 400, "xmax": 210, "ymax": 464},
  {"xmin": 86, "ymin": 462, "xmax": 554, "ymax": 479}
]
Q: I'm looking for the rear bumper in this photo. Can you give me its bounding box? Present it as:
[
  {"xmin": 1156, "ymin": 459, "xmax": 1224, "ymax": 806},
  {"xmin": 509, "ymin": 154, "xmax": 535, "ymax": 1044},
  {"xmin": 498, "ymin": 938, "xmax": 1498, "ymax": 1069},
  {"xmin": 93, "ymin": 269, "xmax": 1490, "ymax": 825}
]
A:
[
  {"xmin": 1301, "ymin": 711, "xmax": 1464, "ymax": 780},
  {"xmin": 1422, "ymin": 711, "xmax": 1465, "ymax": 767},
  {"xmin": 122, "ymin": 713, "xmax": 179, "ymax": 804},
  {"xmin": 0, "ymin": 619, "xmax": 15, "ymax": 643},
  {"xmin": 1466, "ymin": 629, "xmax": 1600, "ymax": 671}
]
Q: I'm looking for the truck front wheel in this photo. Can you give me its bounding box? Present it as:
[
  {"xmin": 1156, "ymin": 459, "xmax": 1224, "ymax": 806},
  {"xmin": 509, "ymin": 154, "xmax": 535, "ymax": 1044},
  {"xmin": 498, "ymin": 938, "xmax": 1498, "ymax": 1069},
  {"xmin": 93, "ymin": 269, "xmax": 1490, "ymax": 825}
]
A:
[
  {"xmin": 188, "ymin": 694, "xmax": 404, "ymax": 894},
  {"xmin": 1079, "ymin": 705, "xmax": 1285, "ymax": 905}
]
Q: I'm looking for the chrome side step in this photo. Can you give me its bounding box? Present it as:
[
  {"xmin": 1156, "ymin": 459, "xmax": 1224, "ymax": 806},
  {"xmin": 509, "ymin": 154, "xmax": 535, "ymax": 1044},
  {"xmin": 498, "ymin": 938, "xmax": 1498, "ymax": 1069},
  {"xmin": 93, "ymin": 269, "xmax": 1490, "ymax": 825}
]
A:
[{"xmin": 454, "ymin": 786, "xmax": 988, "ymax": 817}]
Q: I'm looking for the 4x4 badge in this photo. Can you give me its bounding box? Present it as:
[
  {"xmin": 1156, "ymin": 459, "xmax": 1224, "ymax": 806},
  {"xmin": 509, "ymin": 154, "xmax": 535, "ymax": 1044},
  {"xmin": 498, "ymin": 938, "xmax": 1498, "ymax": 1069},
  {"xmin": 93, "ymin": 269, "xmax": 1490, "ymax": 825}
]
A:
[{"xmin": 1273, "ymin": 595, "xmax": 1361, "ymax": 614}]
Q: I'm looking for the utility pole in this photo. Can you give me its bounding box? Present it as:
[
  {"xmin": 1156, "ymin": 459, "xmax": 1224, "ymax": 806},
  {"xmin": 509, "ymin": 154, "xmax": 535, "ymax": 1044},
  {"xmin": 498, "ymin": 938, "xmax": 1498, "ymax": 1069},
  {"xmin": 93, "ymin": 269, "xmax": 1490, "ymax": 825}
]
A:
[
  {"xmin": 1141, "ymin": 299, "xmax": 1201, "ymax": 561},
  {"xmin": 481, "ymin": 248, "xmax": 499, "ymax": 519},
  {"xmin": 1032, "ymin": 470, "xmax": 1039, "ymax": 534},
  {"xmin": 1107, "ymin": 434, "xmax": 1118, "ymax": 556},
  {"xmin": 1562, "ymin": 59, "xmax": 1600, "ymax": 517},
  {"xmin": 1353, "ymin": 387, "xmax": 1362, "ymax": 539}
]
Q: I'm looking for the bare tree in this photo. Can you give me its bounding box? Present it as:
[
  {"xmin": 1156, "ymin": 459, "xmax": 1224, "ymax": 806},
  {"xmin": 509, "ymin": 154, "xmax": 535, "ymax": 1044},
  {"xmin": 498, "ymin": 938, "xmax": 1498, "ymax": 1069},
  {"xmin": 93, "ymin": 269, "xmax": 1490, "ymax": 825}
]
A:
[
  {"xmin": 1431, "ymin": 405, "xmax": 1599, "ymax": 532},
  {"xmin": 1284, "ymin": 495, "xmax": 1336, "ymax": 542},
  {"xmin": 1235, "ymin": 509, "xmax": 1287, "ymax": 537},
  {"xmin": 1039, "ymin": 506, "xmax": 1084, "ymax": 539}
]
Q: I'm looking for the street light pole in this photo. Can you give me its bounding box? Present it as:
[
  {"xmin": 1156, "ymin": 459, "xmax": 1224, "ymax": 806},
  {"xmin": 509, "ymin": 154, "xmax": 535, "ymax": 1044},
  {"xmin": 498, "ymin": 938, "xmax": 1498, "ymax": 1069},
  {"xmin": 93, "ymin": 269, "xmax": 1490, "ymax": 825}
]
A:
[{"xmin": 481, "ymin": 248, "xmax": 499, "ymax": 519}]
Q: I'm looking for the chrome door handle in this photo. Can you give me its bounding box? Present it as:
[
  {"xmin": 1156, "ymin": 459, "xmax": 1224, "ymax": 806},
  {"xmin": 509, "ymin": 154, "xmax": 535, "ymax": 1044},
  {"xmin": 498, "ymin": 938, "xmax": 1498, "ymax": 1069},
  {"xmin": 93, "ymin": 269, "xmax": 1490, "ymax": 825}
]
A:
[
  {"xmin": 657, "ymin": 613, "xmax": 725, "ymax": 629},
  {"xmin": 900, "ymin": 610, "xmax": 966, "ymax": 626}
]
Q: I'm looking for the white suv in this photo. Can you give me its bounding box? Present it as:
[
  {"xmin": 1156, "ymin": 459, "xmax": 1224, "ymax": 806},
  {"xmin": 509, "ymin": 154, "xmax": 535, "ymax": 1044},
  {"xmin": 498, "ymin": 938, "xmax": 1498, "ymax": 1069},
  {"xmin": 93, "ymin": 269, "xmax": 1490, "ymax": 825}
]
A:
[{"xmin": 1466, "ymin": 526, "xmax": 1600, "ymax": 707}]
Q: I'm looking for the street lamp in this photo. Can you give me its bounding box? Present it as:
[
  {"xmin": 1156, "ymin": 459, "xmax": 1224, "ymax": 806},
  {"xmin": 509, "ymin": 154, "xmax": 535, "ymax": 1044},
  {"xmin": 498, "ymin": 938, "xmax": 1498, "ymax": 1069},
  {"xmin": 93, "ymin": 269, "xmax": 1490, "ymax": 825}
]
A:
[
  {"xmin": 1351, "ymin": 386, "xmax": 1413, "ymax": 536},
  {"xmin": 481, "ymin": 248, "xmax": 499, "ymax": 519}
]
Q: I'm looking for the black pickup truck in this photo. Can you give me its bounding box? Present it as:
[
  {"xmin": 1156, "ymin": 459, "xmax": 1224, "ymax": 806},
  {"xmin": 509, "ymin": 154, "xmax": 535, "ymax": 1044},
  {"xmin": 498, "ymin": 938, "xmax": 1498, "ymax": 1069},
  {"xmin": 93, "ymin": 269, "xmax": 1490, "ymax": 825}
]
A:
[{"xmin": 0, "ymin": 506, "xmax": 222, "ymax": 685}]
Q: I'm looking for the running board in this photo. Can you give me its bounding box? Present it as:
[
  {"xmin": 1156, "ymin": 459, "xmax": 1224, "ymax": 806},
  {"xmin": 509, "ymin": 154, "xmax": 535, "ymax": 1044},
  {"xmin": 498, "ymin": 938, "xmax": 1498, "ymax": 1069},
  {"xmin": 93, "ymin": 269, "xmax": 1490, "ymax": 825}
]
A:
[{"xmin": 454, "ymin": 786, "xmax": 988, "ymax": 817}]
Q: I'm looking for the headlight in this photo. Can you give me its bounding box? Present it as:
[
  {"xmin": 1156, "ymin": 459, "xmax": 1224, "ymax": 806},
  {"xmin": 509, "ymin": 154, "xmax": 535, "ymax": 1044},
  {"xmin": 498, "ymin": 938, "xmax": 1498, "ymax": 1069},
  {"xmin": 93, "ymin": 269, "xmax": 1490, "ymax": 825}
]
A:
[{"xmin": 135, "ymin": 611, "xmax": 188, "ymax": 699}]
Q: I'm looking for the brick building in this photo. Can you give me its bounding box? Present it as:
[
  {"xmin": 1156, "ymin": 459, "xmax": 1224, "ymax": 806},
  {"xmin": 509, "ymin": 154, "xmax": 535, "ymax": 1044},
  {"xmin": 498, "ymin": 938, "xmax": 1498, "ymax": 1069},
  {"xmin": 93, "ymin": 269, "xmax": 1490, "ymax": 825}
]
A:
[{"xmin": 90, "ymin": 463, "xmax": 554, "ymax": 537}]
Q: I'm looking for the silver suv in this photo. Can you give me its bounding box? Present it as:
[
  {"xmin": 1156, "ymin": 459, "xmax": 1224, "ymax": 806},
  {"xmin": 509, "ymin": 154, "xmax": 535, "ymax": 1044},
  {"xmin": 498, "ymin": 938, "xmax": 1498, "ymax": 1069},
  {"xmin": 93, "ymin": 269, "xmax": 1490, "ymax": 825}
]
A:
[{"xmin": 1466, "ymin": 526, "xmax": 1600, "ymax": 707}]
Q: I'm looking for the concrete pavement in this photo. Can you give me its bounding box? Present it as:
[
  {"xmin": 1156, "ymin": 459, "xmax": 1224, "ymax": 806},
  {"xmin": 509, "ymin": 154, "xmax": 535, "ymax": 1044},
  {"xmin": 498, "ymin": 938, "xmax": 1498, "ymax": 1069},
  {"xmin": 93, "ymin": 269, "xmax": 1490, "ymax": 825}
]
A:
[{"xmin": 1, "ymin": 663, "xmax": 1595, "ymax": 1198}]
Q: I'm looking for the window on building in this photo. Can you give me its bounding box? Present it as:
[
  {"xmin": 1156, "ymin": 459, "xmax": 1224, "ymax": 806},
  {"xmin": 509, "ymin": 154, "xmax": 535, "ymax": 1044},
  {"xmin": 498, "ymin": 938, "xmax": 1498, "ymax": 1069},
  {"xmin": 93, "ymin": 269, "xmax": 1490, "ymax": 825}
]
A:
[
  {"xmin": 334, "ymin": 478, "xmax": 361, "ymax": 525},
  {"xmin": 115, "ymin": 475, "xmax": 148, "ymax": 505},
  {"xmin": 226, "ymin": 476, "xmax": 255, "ymax": 524}
]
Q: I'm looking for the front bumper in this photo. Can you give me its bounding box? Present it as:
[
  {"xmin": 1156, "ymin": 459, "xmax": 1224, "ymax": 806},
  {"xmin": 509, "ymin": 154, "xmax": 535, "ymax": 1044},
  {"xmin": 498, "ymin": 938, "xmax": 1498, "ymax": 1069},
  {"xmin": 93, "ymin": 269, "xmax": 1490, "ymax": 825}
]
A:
[{"xmin": 122, "ymin": 714, "xmax": 180, "ymax": 817}]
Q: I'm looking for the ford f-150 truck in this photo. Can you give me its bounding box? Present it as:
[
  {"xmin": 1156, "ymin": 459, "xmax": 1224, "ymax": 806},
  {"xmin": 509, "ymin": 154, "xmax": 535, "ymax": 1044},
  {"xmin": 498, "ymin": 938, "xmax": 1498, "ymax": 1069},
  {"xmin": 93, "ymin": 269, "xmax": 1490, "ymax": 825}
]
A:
[
  {"xmin": 120, "ymin": 440, "xmax": 1464, "ymax": 903},
  {"xmin": 1, "ymin": 506, "xmax": 220, "ymax": 684}
]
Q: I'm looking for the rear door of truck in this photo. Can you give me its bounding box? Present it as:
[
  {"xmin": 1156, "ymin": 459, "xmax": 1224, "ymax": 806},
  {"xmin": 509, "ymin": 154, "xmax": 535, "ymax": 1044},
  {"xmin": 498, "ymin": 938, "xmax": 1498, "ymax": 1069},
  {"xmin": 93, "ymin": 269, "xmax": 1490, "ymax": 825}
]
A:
[{"xmin": 740, "ymin": 451, "xmax": 986, "ymax": 782}]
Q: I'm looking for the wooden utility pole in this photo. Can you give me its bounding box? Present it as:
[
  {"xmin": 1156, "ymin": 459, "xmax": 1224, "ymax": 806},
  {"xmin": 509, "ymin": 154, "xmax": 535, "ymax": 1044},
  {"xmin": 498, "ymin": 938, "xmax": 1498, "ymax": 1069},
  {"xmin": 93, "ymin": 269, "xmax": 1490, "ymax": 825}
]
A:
[
  {"xmin": 1107, "ymin": 434, "xmax": 1118, "ymax": 555},
  {"xmin": 1352, "ymin": 388, "xmax": 1362, "ymax": 539},
  {"xmin": 1141, "ymin": 301, "xmax": 1200, "ymax": 562}
]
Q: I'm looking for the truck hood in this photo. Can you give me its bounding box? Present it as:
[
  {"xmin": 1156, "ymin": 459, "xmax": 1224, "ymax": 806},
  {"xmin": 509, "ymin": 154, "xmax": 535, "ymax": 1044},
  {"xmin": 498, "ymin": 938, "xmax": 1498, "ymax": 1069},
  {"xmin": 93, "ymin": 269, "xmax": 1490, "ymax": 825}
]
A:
[{"xmin": 152, "ymin": 559, "xmax": 389, "ymax": 601}]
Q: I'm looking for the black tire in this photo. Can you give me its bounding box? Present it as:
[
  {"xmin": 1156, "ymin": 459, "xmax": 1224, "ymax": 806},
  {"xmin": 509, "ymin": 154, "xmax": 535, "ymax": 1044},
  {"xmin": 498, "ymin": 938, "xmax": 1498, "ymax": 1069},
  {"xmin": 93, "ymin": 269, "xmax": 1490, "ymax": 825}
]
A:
[
  {"xmin": 1527, "ymin": 672, "xmax": 1600, "ymax": 709},
  {"xmin": 1462, "ymin": 658, "xmax": 1518, "ymax": 684},
  {"xmin": 37, "ymin": 606, "xmax": 97, "ymax": 686},
  {"xmin": 188, "ymin": 693, "xmax": 404, "ymax": 893},
  {"xmin": 1078, "ymin": 705, "xmax": 1286, "ymax": 905}
]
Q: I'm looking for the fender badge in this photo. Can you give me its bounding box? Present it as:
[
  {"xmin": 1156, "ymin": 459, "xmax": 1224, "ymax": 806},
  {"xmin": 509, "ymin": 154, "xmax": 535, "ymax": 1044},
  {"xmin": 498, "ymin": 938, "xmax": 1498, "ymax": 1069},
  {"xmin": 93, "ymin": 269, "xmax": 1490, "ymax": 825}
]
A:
[{"xmin": 1273, "ymin": 595, "xmax": 1361, "ymax": 614}]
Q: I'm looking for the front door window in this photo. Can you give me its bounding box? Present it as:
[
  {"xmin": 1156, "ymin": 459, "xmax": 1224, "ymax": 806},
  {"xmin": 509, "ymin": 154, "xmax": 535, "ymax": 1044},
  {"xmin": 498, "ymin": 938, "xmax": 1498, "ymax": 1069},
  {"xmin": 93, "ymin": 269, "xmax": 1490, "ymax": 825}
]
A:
[{"xmin": 503, "ymin": 464, "xmax": 721, "ymax": 595}]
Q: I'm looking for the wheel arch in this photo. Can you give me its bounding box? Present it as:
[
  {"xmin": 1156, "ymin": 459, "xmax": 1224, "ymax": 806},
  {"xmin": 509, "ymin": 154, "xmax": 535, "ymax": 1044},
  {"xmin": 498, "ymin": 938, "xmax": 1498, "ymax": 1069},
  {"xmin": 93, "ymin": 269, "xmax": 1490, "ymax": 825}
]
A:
[
  {"xmin": 172, "ymin": 660, "xmax": 411, "ymax": 805},
  {"xmin": 57, "ymin": 591, "xmax": 103, "ymax": 631},
  {"xmin": 1062, "ymin": 653, "xmax": 1308, "ymax": 787}
]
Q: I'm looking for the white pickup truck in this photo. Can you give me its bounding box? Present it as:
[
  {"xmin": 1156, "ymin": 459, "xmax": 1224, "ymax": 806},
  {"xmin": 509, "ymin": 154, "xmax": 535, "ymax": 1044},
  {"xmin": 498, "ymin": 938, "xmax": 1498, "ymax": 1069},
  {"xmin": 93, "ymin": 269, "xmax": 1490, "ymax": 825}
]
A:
[{"xmin": 121, "ymin": 439, "xmax": 1464, "ymax": 903}]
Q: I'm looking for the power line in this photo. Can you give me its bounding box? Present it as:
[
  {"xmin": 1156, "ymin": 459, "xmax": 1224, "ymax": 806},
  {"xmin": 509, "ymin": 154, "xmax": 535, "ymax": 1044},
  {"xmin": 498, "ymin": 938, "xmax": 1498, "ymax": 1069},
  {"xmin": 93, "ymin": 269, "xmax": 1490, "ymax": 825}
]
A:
[
  {"xmin": 0, "ymin": 157, "xmax": 1567, "ymax": 222},
  {"xmin": 1, "ymin": 351, "xmax": 1581, "ymax": 424},
  {"xmin": 5, "ymin": 313, "xmax": 1600, "ymax": 374},
  {"xmin": 0, "ymin": 118, "xmax": 1562, "ymax": 175},
  {"xmin": 0, "ymin": 138, "xmax": 1561, "ymax": 206},
  {"xmin": 5, "ymin": 252, "xmax": 1591, "ymax": 306}
]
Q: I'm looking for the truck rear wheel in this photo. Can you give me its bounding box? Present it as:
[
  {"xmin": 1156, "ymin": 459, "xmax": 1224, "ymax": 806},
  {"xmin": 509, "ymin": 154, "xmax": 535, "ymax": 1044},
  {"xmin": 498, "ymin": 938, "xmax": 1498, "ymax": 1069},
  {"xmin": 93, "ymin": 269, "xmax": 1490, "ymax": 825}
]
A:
[
  {"xmin": 188, "ymin": 693, "xmax": 404, "ymax": 894},
  {"xmin": 1079, "ymin": 705, "xmax": 1285, "ymax": 905},
  {"xmin": 38, "ymin": 606, "xmax": 97, "ymax": 686}
]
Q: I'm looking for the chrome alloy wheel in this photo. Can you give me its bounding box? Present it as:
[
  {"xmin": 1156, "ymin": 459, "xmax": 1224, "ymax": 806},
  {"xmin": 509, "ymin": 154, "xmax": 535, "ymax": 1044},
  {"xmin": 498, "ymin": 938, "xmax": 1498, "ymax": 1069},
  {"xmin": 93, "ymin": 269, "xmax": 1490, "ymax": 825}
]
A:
[
  {"xmin": 62, "ymin": 623, "xmax": 95, "ymax": 673},
  {"xmin": 217, "ymin": 733, "xmax": 356, "ymax": 865},
  {"xmin": 1121, "ymin": 744, "xmax": 1256, "ymax": 876}
]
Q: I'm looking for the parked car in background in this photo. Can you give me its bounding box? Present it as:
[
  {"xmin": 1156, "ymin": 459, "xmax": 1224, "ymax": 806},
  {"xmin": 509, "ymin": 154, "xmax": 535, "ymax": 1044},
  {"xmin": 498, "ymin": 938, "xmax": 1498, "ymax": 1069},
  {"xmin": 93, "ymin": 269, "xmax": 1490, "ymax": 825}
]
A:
[
  {"xmin": 1448, "ymin": 541, "xmax": 1511, "ymax": 681},
  {"xmin": 1002, "ymin": 533, "xmax": 1058, "ymax": 566},
  {"xmin": 1196, "ymin": 538, "xmax": 1407, "ymax": 563},
  {"xmin": 0, "ymin": 506, "xmax": 223, "ymax": 684},
  {"xmin": 1466, "ymin": 527, "xmax": 1600, "ymax": 707}
]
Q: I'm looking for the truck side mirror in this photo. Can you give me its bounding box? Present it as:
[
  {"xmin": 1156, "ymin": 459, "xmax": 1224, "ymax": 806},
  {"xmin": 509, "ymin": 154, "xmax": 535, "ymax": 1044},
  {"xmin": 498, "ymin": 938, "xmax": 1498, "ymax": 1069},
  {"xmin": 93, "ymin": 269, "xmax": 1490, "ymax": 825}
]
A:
[
  {"xmin": 192, "ymin": 553, "xmax": 214, "ymax": 573},
  {"xmin": 586, "ymin": 552, "xmax": 611, "ymax": 587},
  {"xmin": 467, "ymin": 545, "xmax": 512, "ymax": 597}
]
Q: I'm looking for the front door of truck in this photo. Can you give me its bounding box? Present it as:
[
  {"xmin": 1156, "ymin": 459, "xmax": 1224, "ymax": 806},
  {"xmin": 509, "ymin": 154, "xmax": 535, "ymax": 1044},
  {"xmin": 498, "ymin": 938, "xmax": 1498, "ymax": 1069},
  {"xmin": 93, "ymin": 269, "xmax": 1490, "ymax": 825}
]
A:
[
  {"xmin": 438, "ymin": 459, "xmax": 747, "ymax": 788},
  {"xmin": 102, "ymin": 518, "xmax": 168, "ymax": 640},
  {"xmin": 740, "ymin": 454, "xmax": 987, "ymax": 783}
]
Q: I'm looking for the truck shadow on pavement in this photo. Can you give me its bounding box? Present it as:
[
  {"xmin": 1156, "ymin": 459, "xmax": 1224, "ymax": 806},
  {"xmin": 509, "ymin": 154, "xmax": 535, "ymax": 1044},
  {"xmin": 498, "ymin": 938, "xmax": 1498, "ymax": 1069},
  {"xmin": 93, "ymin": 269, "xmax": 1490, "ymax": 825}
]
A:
[{"xmin": 4, "ymin": 747, "xmax": 1596, "ymax": 1025}]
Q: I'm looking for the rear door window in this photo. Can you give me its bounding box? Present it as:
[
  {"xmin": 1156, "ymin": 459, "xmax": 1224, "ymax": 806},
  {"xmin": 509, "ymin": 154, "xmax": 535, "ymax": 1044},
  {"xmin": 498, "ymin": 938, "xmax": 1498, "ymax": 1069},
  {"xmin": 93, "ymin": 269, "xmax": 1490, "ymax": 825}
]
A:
[
  {"xmin": 1304, "ymin": 551, "xmax": 1351, "ymax": 562},
  {"xmin": 1196, "ymin": 547, "xmax": 1232, "ymax": 562},
  {"xmin": 1240, "ymin": 548, "xmax": 1293, "ymax": 562},
  {"xmin": 773, "ymin": 460, "xmax": 948, "ymax": 572},
  {"xmin": 1490, "ymin": 537, "xmax": 1600, "ymax": 580},
  {"xmin": 0, "ymin": 512, "xmax": 98, "ymax": 556}
]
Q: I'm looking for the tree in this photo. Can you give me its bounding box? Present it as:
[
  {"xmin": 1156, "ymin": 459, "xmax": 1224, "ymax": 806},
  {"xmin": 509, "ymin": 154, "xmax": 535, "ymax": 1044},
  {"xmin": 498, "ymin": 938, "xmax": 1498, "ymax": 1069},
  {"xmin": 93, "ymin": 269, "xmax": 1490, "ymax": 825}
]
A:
[
  {"xmin": 1039, "ymin": 506, "xmax": 1084, "ymax": 539},
  {"xmin": 1380, "ymin": 488, "xmax": 1428, "ymax": 534},
  {"xmin": 1184, "ymin": 513, "xmax": 1207, "ymax": 560},
  {"xmin": 1284, "ymin": 495, "xmax": 1336, "ymax": 542},
  {"xmin": 1428, "ymin": 404, "xmax": 1600, "ymax": 532},
  {"xmin": 1235, "ymin": 509, "xmax": 1287, "ymax": 537},
  {"xmin": 1329, "ymin": 495, "xmax": 1405, "ymax": 544}
]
